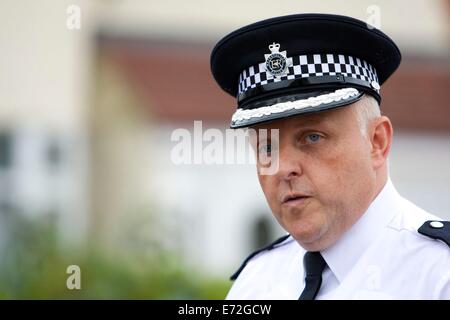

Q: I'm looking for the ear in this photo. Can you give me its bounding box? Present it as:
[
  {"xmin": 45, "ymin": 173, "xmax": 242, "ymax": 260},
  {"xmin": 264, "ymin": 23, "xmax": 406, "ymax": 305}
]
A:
[{"xmin": 369, "ymin": 116, "xmax": 393, "ymax": 169}]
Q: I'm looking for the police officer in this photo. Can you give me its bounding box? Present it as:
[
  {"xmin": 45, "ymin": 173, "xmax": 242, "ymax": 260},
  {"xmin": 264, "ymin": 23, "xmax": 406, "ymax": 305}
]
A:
[{"xmin": 210, "ymin": 13, "xmax": 450, "ymax": 299}]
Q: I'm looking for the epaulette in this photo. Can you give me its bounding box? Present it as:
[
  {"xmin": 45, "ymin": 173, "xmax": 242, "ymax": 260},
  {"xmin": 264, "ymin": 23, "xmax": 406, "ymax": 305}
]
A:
[
  {"xmin": 418, "ymin": 220, "xmax": 450, "ymax": 247},
  {"xmin": 230, "ymin": 234, "xmax": 291, "ymax": 281}
]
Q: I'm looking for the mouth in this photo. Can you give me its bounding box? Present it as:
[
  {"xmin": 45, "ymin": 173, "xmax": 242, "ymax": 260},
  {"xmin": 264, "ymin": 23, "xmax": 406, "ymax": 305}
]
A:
[{"xmin": 281, "ymin": 194, "xmax": 312, "ymax": 206}]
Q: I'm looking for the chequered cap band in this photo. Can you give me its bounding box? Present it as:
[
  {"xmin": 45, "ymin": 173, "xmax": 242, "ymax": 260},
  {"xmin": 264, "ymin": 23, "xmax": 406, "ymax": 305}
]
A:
[{"xmin": 238, "ymin": 53, "xmax": 379, "ymax": 95}]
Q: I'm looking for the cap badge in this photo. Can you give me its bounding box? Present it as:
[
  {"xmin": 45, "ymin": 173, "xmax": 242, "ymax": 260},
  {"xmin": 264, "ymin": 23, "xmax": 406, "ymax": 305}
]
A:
[{"xmin": 264, "ymin": 42, "xmax": 291, "ymax": 78}]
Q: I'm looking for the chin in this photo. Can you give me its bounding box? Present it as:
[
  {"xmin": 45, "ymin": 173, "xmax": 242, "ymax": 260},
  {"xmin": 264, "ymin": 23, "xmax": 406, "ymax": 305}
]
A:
[{"xmin": 287, "ymin": 219, "xmax": 329, "ymax": 251}]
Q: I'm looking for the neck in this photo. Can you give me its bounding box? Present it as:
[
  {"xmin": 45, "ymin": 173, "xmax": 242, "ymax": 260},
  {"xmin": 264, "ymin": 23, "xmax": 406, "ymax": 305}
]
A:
[{"xmin": 373, "ymin": 165, "xmax": 388, "ymax": 203}]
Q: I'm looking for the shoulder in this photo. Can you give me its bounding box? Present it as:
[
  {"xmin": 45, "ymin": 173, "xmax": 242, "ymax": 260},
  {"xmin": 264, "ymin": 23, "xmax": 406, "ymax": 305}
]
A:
[
  {"xmin": 418, "ymin": 220, "xmax": 450, "ymax": 247},
  {"xmin": 226, "ymin": 234, "xmax": 302, "ymax": 299},
  {"xmin": 389, "ymin": 196, "xmax": 450, "ymax": 249},
  {"xmin": 414, "ymin": 218, "xmax": 450, "ymax": 298},
  {"xmin": 387, "ymin": 198, "xmax": 450, "ymax": 297},
  {"xmin": 230, "ymin": 234, "xmax": 294, "ymax": 281},
  {"xmin": 387, "ymin": 196, "xmax": 450, "ymax": 254}
]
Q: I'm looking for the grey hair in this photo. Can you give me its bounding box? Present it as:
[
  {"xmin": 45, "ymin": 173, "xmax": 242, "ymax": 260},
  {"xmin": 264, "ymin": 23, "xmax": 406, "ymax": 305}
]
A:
[{"xmin": 354, "ymin": 94, "xmax": 381, "ymax": 137}]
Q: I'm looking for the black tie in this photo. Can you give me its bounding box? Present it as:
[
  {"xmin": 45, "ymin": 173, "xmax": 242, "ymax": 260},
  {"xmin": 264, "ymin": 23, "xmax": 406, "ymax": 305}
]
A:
[{"xmin": 298, "ymin": 251, "xmax": 327, "ymax": 300}]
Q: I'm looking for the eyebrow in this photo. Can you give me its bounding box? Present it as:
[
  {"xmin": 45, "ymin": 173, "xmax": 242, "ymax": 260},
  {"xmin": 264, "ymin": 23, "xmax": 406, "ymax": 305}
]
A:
[
  {"xmin": 253, "ymin": 115, "xmax": 328, "ymax": 131},
  {"xmin": 292, "ymin": 115, "xmax": 328, "ymax": 127}
]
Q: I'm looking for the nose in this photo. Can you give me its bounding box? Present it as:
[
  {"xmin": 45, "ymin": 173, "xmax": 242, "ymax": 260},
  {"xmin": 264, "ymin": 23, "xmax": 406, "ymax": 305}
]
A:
[{"xmin": 276, "ymin": 141, "xmax": 303, "ymax": 182}]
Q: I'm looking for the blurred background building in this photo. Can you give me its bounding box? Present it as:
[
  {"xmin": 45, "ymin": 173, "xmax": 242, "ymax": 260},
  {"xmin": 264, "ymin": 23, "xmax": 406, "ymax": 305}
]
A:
[{"xmin": 0, "ymin": 0, "xmax": 448, "ymax": 298}]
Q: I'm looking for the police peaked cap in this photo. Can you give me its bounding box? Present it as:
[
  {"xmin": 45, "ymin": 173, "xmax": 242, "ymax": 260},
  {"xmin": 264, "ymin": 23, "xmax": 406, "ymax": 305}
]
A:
[{"xmin": 210, "ymin": 13, "xmax": 402, "ymax": 128}]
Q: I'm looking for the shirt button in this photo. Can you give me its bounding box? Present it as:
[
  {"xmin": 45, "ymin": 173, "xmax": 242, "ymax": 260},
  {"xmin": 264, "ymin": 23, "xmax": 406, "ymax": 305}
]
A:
[{"xmin": 429, "ymin": 221, "xmax": 444, "ymax": 229}]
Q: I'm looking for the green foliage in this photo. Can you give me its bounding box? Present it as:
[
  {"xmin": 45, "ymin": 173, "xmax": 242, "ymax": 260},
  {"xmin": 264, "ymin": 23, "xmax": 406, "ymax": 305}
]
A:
[{"xmin": 0, "ymin": 213, "xmax": 231, "ymax": 299}]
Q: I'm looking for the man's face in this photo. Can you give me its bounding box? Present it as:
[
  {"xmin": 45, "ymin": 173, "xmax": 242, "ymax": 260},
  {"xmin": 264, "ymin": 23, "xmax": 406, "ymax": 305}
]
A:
[{"xmin": 252, "ymin": 102, "xmax": 377, "ymax": 251}]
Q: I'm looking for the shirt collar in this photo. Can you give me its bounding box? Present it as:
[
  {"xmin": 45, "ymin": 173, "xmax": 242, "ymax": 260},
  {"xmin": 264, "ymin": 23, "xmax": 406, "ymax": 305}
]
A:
[{"xmin": 321, "ymin": 178, "xmax": 401, "ymax": 283}]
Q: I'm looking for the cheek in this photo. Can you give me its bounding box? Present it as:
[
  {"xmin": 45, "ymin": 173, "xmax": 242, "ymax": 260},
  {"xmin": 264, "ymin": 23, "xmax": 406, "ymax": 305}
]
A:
[
  {"xmin": 310, "ymin": 141, "xmax": 370, "ymax": 197},
  {"xmin": 257, "ymin": 175, "xmax": 280, "ymax": 211},
  {"xmin": 314, "ymin": 141, "xmax": 373, "ymax": 210}
]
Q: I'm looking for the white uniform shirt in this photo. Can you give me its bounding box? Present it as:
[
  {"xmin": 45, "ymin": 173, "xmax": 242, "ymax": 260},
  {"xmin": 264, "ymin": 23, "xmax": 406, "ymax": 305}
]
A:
[{"xmin": 226, "ymin": 179, "xmax": 450, "ymax": 299}]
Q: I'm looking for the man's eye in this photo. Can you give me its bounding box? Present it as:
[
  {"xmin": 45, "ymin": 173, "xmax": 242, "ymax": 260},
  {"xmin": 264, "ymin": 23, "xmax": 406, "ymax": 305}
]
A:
[
  {"xmin": 304, "ymin": 133, "xmax": 322, "ymax": 144},
  {"xmin": 259, "ymin": 144, "xmax": 272, "ymax": 154}
]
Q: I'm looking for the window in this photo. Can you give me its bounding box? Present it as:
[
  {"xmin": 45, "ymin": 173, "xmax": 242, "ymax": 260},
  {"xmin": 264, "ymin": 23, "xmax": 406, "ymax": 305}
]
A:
[
  {"xmin": 252, "ymin": 215, "xmax": 273, "ymax": 249},
  {"xmin": 46, "ymin": 138, "xmax": 62, "ymax": 170},
  {"xmin": 0, "ymin": 132, "xmax": 12, "ymax": 169}
]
